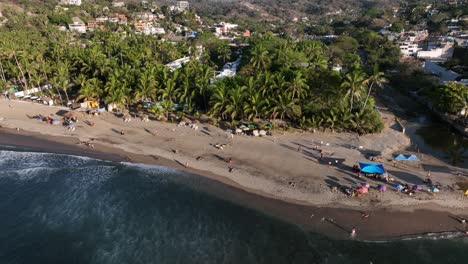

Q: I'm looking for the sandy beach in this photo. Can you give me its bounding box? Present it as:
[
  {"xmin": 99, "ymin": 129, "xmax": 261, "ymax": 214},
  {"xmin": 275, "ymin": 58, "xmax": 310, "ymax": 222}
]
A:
[{"xmin": 1, "ymin": 98, "xmax": 467, "ymax": 240}]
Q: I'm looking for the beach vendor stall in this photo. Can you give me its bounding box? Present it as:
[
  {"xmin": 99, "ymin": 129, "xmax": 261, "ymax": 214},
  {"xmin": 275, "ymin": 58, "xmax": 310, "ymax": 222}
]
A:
[
  {"xmin": 393, "ymin": 154, "xmax": 421, "ymax": 167},
  {"xmin": 358, "ymin": 162, "xmax": 387, "ymax": 180}
]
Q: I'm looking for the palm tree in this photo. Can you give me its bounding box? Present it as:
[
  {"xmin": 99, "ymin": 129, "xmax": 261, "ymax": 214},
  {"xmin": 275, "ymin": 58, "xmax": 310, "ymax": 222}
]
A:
[
  {"xmin": 217, "ymin": 43, "xmax": 231, "ymax": 64},
  {"xmin": 257, "ymin": 71, "xmax": 273, "ymax": 96},
  {"xmin": 195, "ymin": 65, "xmax": 212, "ymax": 111},
  {"xmin": 209, "ymin": 82, "xmax": 229, "ymax": 120},
  {"xmin": 74, "ymin": 74, "xmax": 88, "ymax": 89},
  {"xmin": 104, "ymin": 86, "xmax": 131, "ymax": 111},
  {"xmin": 244, "ymin": 91, "xmax": 264, "ymax": 120},
  {"xmin": 78, "ymin": 78, "xmax": 101, "ymax": 102},
  {"xmin": 250, "ymin": 45, "xmax": 271, "ymax": 71},
  {"xmin": 341, "ymin": 70, "xmax": 366, "ymax": 112},
  {"xmin": 362, "ymin": 69, "xmax": 386, "ymax": 113},
  {"xmin": 12, "ymin": 50, "xmax": 28, "ymax": 90},
  {"xmin": 54, "ymin": 61, "xmax": 73, "ymax": 103},
  {"xmin": 177, "ymin": 77, "xmax": 195, "ymax": 110},
  {"xmin": 286, "ymin": 71, "xmax": 309, "ymax": 99},
  {"xmin": 272, "ymin": 93, "xmax": 300, "ymax": 121},
  {"xmin": 135, "ymin": 69, "xmax": 157, "ymax": 101},
  {"xmin": 30, "ymin": 69, "xmax": 45, "ymax": 96},
  {"xmin": 225, "ymin": 85, "xmax": 245, "ymax": 121},
  {"xmin": 160, "ymin": 100, "xmax": 174, "ymax": 119},
  {"xmin": 160, "ymin": 77, "xmax": 177, "ymax": 102}
]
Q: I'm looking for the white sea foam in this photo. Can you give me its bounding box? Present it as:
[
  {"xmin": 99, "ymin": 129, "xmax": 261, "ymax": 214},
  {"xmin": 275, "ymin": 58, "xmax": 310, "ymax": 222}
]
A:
[
  {"xmin": 121, "ymin": 162, "xmax": 177, "ymax": 172},
  {"xmin": 365, "ymin": 231, "xmax": 468, "ymax": 243},
  {"xmin": 0, "ymin": 150, "xmax": 112, "ymax": 172}
]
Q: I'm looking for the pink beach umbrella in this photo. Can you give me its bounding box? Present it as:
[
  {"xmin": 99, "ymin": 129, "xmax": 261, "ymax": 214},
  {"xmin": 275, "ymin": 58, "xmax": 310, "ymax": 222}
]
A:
[
  {"xmin": 377, "ymin": 184, "xmax": 386, "ymax": 192},
  {"xmin": 363, "ymin": 183, "xmax": 370, "ymax": 189}
]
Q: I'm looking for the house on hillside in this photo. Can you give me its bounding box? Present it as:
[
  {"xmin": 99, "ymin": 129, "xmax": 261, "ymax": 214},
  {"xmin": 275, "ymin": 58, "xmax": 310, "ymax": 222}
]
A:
[
  {"xmin": 60, "ymin": 0, "xmax": 81, "ymax": 6},
  {"xmin": 417, "ymin": 40, "xmax": 454, "ymax": 61},
  {"xmin": 68, "ymin": 17, "xmax": 86, "ymax": 33},
  {"xmin": 176, "ymin": 1, "xmax": 190, "ymax": 11},
  {"xmin": 112, "ymin": 1, "xmax": 125, "ymax": 8}
]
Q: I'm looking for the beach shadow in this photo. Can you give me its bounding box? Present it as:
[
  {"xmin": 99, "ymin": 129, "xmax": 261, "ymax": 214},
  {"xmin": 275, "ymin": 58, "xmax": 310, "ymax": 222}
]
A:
[
  {"xmin": 357, "ymin": 149, "xmax": 381, "ymax": 158},
  {"xmin": 327, "ymin": 176, "xmax": 340, "ymax": 182},
  {"xmin": 388, "ymin": 170, "xmax": 423, "ymax": 185},
  {"xmin": 144, "ymin": 128, "xmax": 156, "ymax": 135},
  {"xmin": 390, "ymin": 122, "xmax": 403, "ymax": 132},
  {"xmin": 326, "ymin": 219, "xmax": 350, "ymax": 234},
  {"xmin": 291, "ymin": 141, "xmax": 315, "ymax": 150},
  {"xmin": 174, "ymin": 159, "xmax": 187, "ymax": 168},
  {"xmin": 448, "ymin": 215, "xmax": 467, "ymax": 225},
  {"xmin": 201, "ymin": 130, "xmax": 211, "ymax": 136},
  {"xmin": 304, "ymin": 157, "xmax": 318, "ymax": 164},
  {"xmin": 421, "ymin": 164, "xmax": 451, "ymax": 173},
  {"xmin": 324, "ymin": 179, "xmax": 340, "ymax": 188},
  {"xmin": 335, "ymin": 143, "xmax": 356, "ymax": 150},
  {"xmin": 111, "ymin": 128, "xmax": 122, "ymax": 134},
  {"xmin": 212, "ymin": 154, "xmax": 226, "ymax": 162},
  {"xmin": 55, "ymin": 110, "xmax": 69, "ymax": 116},
  {"xmin": 343, "ymin": 177, "xmax": 357, "ymax": 185},
  {"xmin": 279, "ymin": 143, "xmax": 296, "ymax": 152},
  {"xmin": 335, "ymin": 168, "xmax": 358, "ymax": 178},
  {"xmin": 302, "ymin": 149, "xmax": 319, "ymax": 159}
]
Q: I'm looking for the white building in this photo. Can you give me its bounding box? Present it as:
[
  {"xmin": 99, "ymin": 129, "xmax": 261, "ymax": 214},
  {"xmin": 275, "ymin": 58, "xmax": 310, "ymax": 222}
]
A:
[
  {"xmin": 112, "ymin": 1, "xmax": 125, "ymax": 8},
  {"xmin": 68, "ymin": 17, "xmax": 86, "ymax": 34},
  {"xmin": 143, "ymin": 27, "xmax": 166, "ymax": 35},
  {"xmin": 214, "ymin": 22, "xmax": 238, "ymax": 36},
  {"xmin": 165, "ymin": 57, "xmax": 191, "ymax": 71},
  {"xmin": 417, "ymin": 42, "xmax": 454, "ymax": 61},
  {"xmin": 136, "ymin": 12, "xmax": 156, "ymax": 21},
  {"xmin": 60, "ymin": 0, "xmax": 81, "ymax": 6},
  {"xmin": 176, "ymin": 1, "xmax": 190, "ymax": 11},
  {"xmin": 213, "ymin": 56, "xmax": 242, "ymax": 80},
  {"xmin": 399, "ymin": 42, "xmax": 421, "ymax": 56},
  {"xmin": 96, "ymin": 16, "xmax": 109, "ymax": 23}
]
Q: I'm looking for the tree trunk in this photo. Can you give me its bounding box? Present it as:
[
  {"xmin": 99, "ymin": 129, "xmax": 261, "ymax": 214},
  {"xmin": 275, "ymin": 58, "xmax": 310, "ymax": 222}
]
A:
[
  {"xmin": 362, "ymin": 82, "xmax": 374, "ymax": 114},
  {"xmin": 54, "ymin": 84, "xmax": 64, "ymax": 105},
  {"xmin": 14, "ymin": 53, "xmax": 28, "ymax": 91},
  {"xmin": 63, "ymin": 88, "xmax": 70, "ymax": 104},
  {"xmin": 0, "ymin": 60, "xmax": 6, "ymax": 82}
]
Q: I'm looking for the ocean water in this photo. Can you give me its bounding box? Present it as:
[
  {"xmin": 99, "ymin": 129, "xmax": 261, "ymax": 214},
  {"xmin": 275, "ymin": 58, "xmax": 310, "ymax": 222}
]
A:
[{"xmin": 0, "ymin": 148, "xmax": 467, "ymax": 264}]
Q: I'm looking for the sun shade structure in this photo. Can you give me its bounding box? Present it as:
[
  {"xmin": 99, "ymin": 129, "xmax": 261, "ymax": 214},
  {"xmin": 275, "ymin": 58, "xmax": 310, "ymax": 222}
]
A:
[
  {"xmin": 358, "ymin": 162, "xmax": 386, "ymax": 174},
  {"xmin": 393, "ymin": 154, "xmax": 420, "ymax": 161}
]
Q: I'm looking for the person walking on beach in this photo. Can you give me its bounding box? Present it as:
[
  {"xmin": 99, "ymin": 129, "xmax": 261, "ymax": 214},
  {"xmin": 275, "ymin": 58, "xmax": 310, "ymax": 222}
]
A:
[
  {"xmin": 297, "ymin": 146, "xmax": 302, "ymax": 152},
  {"xmin": 120, "ymin": 129, "xmax": 125, "ymax": 135}
]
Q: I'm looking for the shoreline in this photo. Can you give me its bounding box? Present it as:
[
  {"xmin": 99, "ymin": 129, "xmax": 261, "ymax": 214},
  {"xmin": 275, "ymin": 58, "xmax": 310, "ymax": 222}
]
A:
[{"xmin": 1, "ymin": 127, "xmax": 467, "ymax": 241}]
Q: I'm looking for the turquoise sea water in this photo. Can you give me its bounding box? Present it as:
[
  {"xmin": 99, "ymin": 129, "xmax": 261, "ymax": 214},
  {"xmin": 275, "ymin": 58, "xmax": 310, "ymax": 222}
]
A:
[{"xmin": 0, "ymin": 148, "xmax": 467, "ymax": 264}]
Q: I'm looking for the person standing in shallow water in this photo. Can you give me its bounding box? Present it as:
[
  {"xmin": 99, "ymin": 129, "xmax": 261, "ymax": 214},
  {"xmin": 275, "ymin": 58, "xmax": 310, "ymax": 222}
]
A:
[{"xmin": 351, "ymin": 227, "xmax": 356, "ymax": 237}]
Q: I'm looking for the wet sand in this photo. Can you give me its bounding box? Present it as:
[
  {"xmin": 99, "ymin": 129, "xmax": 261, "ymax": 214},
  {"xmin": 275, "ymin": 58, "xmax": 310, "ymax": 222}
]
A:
[{"xmin": 1, "ymin": 128, "xmax": 467, "ymax": 241}]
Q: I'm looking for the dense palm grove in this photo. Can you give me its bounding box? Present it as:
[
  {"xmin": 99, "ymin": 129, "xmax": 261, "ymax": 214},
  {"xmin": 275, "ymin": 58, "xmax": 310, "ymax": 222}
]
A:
[{"xmin": 0, "ymin": 13, "xmax": 386, "ymax": 134}]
